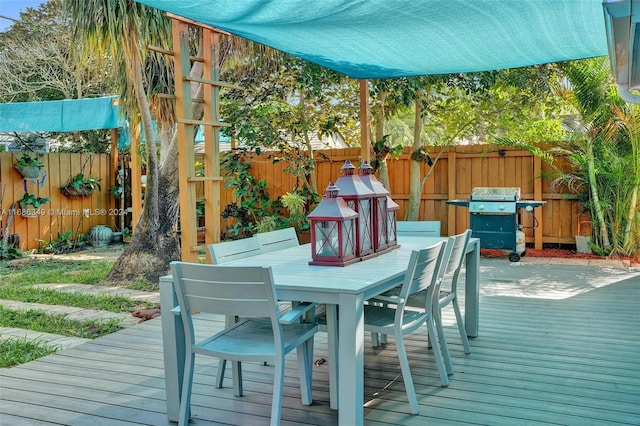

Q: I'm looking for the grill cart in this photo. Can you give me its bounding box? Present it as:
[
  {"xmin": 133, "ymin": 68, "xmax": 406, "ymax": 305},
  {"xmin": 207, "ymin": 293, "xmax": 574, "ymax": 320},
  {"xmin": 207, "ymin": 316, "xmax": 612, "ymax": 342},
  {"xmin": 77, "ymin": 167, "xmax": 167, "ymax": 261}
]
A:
[{"xmin": 447, "ymin": 187, "xmax": 545, "ymax": 262}]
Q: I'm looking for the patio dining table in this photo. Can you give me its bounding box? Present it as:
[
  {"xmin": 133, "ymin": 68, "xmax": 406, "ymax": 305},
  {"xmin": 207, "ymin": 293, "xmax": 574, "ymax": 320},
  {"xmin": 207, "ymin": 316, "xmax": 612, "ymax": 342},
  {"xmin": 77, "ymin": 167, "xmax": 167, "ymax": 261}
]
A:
[{"xmin": 159, "ymin": 235, "xmax": 480, "ymax": 425}]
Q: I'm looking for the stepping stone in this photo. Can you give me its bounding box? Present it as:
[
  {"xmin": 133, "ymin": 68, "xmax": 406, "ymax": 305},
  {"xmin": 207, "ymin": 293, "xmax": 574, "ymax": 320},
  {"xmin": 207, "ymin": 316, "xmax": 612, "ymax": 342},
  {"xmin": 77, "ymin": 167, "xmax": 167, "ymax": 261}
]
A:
[
  {"xmin": 0, "ymin": 327, "xmax": 89, "ymax": 351},
  {"xmin": 31, "ymin": 283, "xmax": 160, "ymax": 303}
]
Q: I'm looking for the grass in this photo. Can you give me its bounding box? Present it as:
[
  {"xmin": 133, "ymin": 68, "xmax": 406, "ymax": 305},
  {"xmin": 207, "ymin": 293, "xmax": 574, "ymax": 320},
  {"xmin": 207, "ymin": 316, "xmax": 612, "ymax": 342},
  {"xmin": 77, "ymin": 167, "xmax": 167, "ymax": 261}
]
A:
[
  {"xmin": 0, "ymin": 259, "xmax": 114, "ymax": 286},
  {"xmin": 0, "ymin": 258, "xmax": 157, "ymax": 291},
  {"xmin": 0, "ymin": 285, "xmax": 157, "ymax": 312},
  {"xmin": 0, "ymin": 337, "xmax": 58, "ymax": 368},
  {"xmin": 0, "ymin": 256, "xmax": 159, "ymax": 368},
  {"xmin": 0, "ymin": 307, "xmax": 124, "ymax": 338}
]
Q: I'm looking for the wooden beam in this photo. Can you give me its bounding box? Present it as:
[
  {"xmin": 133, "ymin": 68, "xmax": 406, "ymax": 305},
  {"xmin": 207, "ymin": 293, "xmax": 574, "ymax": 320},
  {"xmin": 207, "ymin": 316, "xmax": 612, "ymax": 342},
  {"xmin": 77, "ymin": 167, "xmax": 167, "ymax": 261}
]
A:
[
  {"xmin": 533, "ymin": 155, "xmax": 543, "ymax": 250},
  {"xmin": 359, "ymin": 80, "xmax": 370, "ymax": 163}
]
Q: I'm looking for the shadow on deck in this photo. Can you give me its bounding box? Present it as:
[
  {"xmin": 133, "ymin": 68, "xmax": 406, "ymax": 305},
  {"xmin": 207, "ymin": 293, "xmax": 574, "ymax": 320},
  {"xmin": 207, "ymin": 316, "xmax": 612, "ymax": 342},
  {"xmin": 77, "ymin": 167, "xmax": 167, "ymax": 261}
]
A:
[{"xmin": 1, "ymin": 259, "xmax": 639, "ymax": 425}]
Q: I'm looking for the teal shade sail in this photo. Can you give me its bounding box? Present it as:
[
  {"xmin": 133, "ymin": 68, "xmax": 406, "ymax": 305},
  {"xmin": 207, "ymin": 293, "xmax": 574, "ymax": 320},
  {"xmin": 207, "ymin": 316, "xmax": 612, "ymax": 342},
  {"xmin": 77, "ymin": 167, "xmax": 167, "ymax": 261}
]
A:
[
  {"xmin": 135, "ymin": 0, "xmax": 609, "ymax": 78},
  {"xmin": 0, "ymin": 97, "xmax": 121, "ymax": 132}
]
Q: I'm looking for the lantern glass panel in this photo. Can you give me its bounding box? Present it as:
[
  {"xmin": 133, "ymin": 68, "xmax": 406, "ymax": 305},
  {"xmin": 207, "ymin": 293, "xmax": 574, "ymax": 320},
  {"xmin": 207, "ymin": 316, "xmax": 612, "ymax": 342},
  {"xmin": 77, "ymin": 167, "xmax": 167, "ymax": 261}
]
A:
[
  {"xmin": 376, "ymin": 197, "xmax": 388, "ymax": 245},
  {"xmin": 342, "ymin": 218, "xmax": 356, "ymax": 256},
  {"xmin": 357, "ymin": 198, "xmax": 373, "ymax": 251},
  {"xmin": 314, "ymin": 221, "xmax": 338, "ymax": 256},
  {"xmin": 387, "ymin": 210, "xmax": 397, "ymax": 244}
]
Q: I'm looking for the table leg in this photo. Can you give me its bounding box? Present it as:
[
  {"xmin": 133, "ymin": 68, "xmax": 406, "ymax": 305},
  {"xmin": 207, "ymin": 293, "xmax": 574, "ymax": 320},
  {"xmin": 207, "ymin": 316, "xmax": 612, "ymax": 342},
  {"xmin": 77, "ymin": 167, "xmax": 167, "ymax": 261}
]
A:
[
  {"xmin": 160, "ymin": 278, "xmax": 185, "ymax": 422},
  {"xmin": 326, "ymin": 304, "xmax": 338, "ymax": 410},
  {"xmin": 338, "ymin": 293, "xmax": 364, "ymax": 426},
  {"xmin": 464, "ymin": 240, "xmax": 480, "ymax": 337}
]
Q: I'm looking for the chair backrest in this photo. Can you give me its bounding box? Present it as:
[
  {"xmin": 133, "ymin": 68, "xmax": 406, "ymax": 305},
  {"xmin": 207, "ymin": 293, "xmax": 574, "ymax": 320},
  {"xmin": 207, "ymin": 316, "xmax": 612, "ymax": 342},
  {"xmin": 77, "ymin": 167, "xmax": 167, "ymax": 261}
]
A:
[
  {"xmin": 255, "ymin": 227, "xmax": 300, "ymax": 253},
  {"xmin": 208, "ymin": 237, "xmax": 262, "ymax": 264},
  {"xmin": 396, "ymin": 221, "xmax": 441, "ymax": 237},
  {"xmin": 400, "ymin": 240, "xmax": 449, "ymax": 306},
  {"xmin": 170, "ymin": 262, "xmax": 282, "ymax": 344},
  {"xmin": 441, "ymin": 229, "xmax": 472, "ymax": 292}
]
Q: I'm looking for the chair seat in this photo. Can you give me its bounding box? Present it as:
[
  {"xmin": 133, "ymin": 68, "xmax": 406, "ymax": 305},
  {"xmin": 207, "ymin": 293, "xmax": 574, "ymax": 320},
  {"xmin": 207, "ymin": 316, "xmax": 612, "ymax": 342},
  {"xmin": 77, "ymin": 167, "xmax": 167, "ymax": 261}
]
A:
[
  {"xmin": 363, "ymin": 305, "xmax": 428, "ymax": 332},
  {"xmin": 196, "ymin": 318, "xmax": 318, "ymax": 360}
]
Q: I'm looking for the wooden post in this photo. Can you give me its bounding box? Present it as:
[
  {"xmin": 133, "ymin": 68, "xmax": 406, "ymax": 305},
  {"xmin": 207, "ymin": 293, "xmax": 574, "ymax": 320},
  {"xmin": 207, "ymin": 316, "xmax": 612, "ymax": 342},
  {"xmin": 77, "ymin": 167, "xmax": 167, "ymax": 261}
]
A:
[
  {"xmin": 109, "ymin": 128, "xmax": 119, "ymax": 230},
  {"xmin": 359, "ymin": 80, "xmax": 370, "ymax": 164},
  {"xmin": 130, "ymin": 124, "xmax": 142, "ymax": 232},
  {"xmin": 447, "ymin": 150, "xmax": 457, "ymax": 237},
  {"xmin": 533, "ymin": 155, "xmax": 543, "ymax": 250}
]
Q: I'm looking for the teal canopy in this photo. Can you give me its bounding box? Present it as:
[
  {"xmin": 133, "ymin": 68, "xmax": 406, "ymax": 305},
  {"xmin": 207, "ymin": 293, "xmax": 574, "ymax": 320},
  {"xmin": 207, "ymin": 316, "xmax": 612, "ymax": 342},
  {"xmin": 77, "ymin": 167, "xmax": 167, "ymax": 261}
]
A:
[
  {"xmin": 135, "ymin": 0, "xmax": 608, "ymax": 78},
  {"xmin": 0, "ymin": 96, "xmax": 121, "ymax": 132}
]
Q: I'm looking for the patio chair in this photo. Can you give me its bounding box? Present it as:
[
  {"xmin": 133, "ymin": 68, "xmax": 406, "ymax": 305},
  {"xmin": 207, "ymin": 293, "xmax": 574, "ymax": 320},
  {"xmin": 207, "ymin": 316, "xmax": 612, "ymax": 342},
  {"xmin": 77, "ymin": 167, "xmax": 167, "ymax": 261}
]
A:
[
  {"xmin": 363, "ymin": 241, "xmax": 451, "ymax": 414},
  {"xmin": 170, "ymin": 262, "xmax": 318, "ymax": 426},
  {"xmin": 255, "ymin": 227, "xmax": 300, "ymax": 253},
  {"xmin": 208, "ymin": 237, "xmax": 262, "ymax": 264},
  {"xmin": 396, "ymin": 220, "xmax": 441, "ymax": 237},
  {"xmin": 432, "ymin": 229, "xmax": 473, "ymax": 358}
]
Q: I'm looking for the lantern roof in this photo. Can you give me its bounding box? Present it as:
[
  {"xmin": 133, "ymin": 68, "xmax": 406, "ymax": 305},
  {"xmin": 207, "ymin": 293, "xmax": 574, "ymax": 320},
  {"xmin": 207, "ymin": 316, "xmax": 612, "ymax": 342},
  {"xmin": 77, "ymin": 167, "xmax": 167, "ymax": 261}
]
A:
[
  {"xmin": 308, "ymin": 182, "xmax": 358, "ymax": 220},
  {"xmin": 359, "ymin": 162, "xmax": 390, "ymax": 196},
  {"xmin": 335, "ymin": 161, "xmax": 374, "ymax": 198}
]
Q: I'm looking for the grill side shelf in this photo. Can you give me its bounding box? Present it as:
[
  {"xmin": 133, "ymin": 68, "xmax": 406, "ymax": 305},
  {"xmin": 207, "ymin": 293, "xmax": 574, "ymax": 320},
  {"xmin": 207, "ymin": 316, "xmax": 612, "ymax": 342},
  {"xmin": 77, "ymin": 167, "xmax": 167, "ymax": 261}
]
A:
[{"xmin": 446, "ymin": 200, "xmax": 471, "ymax": 207}]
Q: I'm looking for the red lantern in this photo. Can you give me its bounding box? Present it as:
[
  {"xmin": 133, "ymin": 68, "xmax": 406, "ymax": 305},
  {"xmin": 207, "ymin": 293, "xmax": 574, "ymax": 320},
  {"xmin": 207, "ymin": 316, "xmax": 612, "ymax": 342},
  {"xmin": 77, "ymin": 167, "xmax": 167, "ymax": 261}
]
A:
[
  {"xmin": 335, "ymin": 160, "xmax": 375, "ymax": 259},
  {"xmin": 307, "ymin": 182, "xmax": 359, "ymax": 266},
  {"xmin": 359, "ymin": 161, "xmax": 390, "ymax": 252}
]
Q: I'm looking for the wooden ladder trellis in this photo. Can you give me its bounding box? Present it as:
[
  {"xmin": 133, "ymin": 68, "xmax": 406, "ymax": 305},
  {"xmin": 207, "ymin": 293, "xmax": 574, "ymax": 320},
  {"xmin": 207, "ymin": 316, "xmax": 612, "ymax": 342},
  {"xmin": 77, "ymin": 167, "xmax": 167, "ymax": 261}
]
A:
[{"xmin": 160, "ymin": 13, "xmax": 240, "ymax": 262}]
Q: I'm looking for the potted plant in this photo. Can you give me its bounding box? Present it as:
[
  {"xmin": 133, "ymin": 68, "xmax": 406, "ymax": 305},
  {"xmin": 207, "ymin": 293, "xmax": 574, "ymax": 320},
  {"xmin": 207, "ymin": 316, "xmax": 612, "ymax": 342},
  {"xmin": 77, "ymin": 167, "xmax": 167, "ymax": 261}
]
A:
[
  {"xmin": 280, "ymin": 191, "xmax": 312, "ymax": 243},
  {"xmin": 18, "ymin": 192, "xmax": 50, "ymax": 218},
  {"xmin": 14, "ymin": 154, "xmax": 44, "ymax": 180},
  {"xmin": 61, "ymin": 173, "xmax": 102, "ymax": 198}
]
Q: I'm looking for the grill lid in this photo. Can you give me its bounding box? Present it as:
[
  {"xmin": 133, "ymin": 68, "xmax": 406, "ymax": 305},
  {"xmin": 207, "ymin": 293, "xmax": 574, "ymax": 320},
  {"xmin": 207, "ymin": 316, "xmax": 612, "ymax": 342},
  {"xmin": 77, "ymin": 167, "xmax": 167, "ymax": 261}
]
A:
[{"xmin": 470, "ymin": 187, "xmax": 521, "ymax": 201}]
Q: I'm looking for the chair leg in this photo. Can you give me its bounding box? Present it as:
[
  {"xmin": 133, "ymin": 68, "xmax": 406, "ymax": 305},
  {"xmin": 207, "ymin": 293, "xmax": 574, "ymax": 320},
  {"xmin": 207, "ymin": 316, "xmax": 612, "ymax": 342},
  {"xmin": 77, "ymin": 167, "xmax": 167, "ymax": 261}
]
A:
[
  {"xmin": 296, "ymin": 339, "xmax": 313, "ymax": 405},
  {"xmin": 427, "ymin": 319, "xmax": 449, "ymax": 387},
  {"xmin": 452, "ymin": 298, "xmax": 471, "ymax": 354},
  {"xmin": 434, "ymin": 309, "xmax": 454, "ymax": 375},
  {"xmin": 178, "ymin": 353, "xmax": 195, "ymax": 426},
  {"xmin": 215, "ymin": 359, "xmax": 226, "ymax": 388},
  {"xmin": 271, "ymin": 356, "xmax": 285, "ymax": 426},
  {"xmin": 232, "ymin": 361, "xmax": 243, "ymax": 397},
  {"xmin": 371, "ymin": 332, "xmax": 380, "ymax": 347},
  {"xmin": 394, "ymin": 331, "xmax": 420, "ymax": 415}
]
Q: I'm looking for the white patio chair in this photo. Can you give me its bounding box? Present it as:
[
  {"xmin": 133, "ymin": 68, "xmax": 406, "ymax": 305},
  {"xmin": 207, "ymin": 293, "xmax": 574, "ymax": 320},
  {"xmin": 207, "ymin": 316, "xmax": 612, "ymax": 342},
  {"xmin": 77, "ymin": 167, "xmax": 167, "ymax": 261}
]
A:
[
  {"xmin": 170, "ymin": 262, "xmax": 318, "ymax": 426},
  {"xmin": 255, "ymin": 227, "xmax": 299, "ymax": 253},
  {"xmin": 433, "ymin": 229, "xmax": 473, "ymax": 357},
  {"xmin": 373, "ymin": 230, "xmax": 473, "ymax": 372},
  {"xmin": 363, "ymin": 241, "xmax": 451, "ymax": 415},
  {"xmin": 208, "ymin": 237, "xmax": 262, "ymax": 264}
]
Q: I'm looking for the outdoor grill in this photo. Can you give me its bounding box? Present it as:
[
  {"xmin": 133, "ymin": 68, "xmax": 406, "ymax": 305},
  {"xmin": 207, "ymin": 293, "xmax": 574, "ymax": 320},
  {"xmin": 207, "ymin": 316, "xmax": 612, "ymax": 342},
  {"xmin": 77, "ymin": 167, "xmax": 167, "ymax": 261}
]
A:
[{"xmin": 447, "ymin": 187, "xmax": 545, "ymax": 262}]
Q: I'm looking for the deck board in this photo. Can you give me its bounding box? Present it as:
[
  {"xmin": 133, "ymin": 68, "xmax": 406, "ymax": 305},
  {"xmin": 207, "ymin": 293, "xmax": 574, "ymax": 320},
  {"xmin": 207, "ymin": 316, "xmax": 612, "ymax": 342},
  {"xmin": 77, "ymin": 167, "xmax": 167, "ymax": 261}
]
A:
[{"xmin": 1, "ymin": 259, "xmax": 639, "ymax": 425}]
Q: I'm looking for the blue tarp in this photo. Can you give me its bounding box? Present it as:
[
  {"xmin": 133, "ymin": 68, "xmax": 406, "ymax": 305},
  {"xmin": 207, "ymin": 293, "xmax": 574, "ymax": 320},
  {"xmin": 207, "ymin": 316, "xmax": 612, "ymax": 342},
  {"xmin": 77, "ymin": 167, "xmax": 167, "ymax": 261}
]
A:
[
  {"xmin": 135, "ymin": 0, "xmax": 608, "ymax": 79},
  {"xmin": 0, "ymin": 96, "xmax": 121, "ymax": 132}
]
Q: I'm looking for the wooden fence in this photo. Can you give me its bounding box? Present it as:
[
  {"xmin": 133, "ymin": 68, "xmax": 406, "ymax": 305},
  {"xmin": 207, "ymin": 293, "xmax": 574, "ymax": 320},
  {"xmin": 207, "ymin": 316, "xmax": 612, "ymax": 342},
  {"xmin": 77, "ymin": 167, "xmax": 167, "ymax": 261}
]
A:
[
  {"xmin": 214, "ymin": 145, "xmax": 587, "ymax": 249},
  {"xmin": 2, "ymin": 145, "xmax": 585, "ymax": 251},
  {"xmin": 1, "ymin": 153, "xmax": 114, "ymax": 251}
]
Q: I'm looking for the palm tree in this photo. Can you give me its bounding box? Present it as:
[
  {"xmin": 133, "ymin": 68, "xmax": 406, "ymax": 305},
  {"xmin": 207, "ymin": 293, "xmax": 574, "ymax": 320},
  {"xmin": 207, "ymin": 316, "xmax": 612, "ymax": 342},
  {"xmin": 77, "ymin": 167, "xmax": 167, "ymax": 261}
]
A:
[
  {"xmin": 554, "ymin": 58, "xmax": 618, "ymax": 251},
  {"xmin": 67, "ymin": 0, "xmax": 179, "ymax": 282},
  {"xmin": 68, "ymin": 1, "xmax": 289, "ymax": 282}
]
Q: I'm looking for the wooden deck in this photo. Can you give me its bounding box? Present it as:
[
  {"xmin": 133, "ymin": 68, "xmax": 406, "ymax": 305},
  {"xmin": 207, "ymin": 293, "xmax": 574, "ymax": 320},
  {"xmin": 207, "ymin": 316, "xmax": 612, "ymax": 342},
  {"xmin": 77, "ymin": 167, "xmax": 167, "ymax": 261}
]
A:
[{"xmin": 1, "ymin": 258, "xmax": 639, "ymax": 425}]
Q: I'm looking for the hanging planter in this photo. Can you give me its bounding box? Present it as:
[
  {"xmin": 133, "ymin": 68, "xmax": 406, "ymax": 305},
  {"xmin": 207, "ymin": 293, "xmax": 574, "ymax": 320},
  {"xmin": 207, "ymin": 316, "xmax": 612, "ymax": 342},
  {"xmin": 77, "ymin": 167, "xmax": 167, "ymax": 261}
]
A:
[
  {"xmin": 14, "ymin": 154, "xmax": 44, "ymax": 181},
  {"xmin": 18, "ymin": 192, "xmax": 50, "ymax": 219},
  {"xmin": 61, "ymin": 173, "xmax": 102, "ymax": 198}
]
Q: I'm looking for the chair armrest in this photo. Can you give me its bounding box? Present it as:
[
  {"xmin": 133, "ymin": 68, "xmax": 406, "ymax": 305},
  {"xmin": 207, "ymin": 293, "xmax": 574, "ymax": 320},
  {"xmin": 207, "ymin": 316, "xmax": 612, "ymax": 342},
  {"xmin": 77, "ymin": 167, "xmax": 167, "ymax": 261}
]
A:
[
  {"xmin": 279, "ymin": 302, "xmax": 316, "ymax": 325},
  {"xmin": 368, "ymin": 295, "xmax": 405, "ymax": 305},
  {"xmin": 170, "ymin": 306, "xmax": 181, "ymax": 316}
]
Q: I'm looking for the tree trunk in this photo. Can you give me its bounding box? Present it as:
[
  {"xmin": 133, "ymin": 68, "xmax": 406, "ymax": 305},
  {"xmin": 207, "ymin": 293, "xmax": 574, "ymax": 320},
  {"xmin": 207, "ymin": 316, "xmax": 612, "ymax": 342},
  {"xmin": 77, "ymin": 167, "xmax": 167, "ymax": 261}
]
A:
[
  {"xmin": 374, "ymin": 90, "xmax": 391, "ymax": 189},
  {"xmin": 405, "ymin": 94, "xmax": 423, "ymax": 220},
  {"xmin": 106, "ymin": 28, "xmax": 210, "ymax": 283},
  {"xmin": 587, "ymin": 142, "xmax": 611, "ymax": 249}
]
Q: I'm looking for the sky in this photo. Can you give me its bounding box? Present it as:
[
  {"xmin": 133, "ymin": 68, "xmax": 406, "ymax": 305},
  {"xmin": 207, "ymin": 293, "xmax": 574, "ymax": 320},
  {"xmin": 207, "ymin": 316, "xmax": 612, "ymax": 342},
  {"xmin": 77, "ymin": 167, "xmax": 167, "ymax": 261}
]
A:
[{"xmin": 0, "ymin": 0, "xmax": 47, "ymax": 31}]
